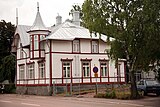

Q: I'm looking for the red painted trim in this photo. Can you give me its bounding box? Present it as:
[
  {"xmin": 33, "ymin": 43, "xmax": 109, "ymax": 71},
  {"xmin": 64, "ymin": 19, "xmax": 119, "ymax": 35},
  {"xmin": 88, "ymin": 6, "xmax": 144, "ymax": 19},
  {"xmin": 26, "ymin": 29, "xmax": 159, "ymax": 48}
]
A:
[
  {"xmin": 100, "ymin": 63, "xmax": 102, "ymax": 83},
  {"xmin": 26, "ymin": 61, "xmax": 35, "ymax": 65},
  {"xmin": 117, "ymin": 63, "xmax": 121, "ymax": 83},
  {"xmin": 38, "ymin": 35, "xmax": 41, "ymax": 58},
  {"xmin": 62, "ymin": 62, "xmax": 64, "ymax": 84},
  {"xmin": 108, "ymin": 62, "xmax": 110, "ymax": 82},
  {"xmin": 16, "ymin": 81, "xmax": 126, "ymax": 87},
  {"xmin": 99, "ymin": 59, "xmax": 109, "ymax": 61},
  {"xmin": 61, "ymin": 58, "xmax": 73, "ymax": 61},
  {"xmin": 16, "ymin": 84, "xmax": 48, "ymax": 86},
  {"xmin": 71, "ymin": 61, "xmax": 73, "ymax": 83},
  {"xmin": 30, "ymin": 49, "xmax": 45, "ymax": 51},
  {"xmin": 30, "ymin": 57, "xmax": 45, "ymax": 60},
  {"xmin": 18, "ymin": 64, "xmax": 25, "ymax": 66},
  {"xmin": 37, "ymin": 59, "xmax": 45, "ymax": 63},
  {"xmin": 90, "ymin": 61, "xmax": 92, "ymax": 83},
  {"xmin": 46, "ymin": 51, "xmax": 107, "ymax": 55},
  {"xmin": 49, "ymin": 40, "xmax": 52, "ymax": 86},
  {"xmin": 54, "ymin": 82, "xmax": 126, "ymax": 86},
  {"xmin": 27, "ymin": 30, "xmax": 51, "ymax": 33},
  {"xmin": 32, "ymin": 35, "xmax": 34, "ymax": 58},
  {"xmin": 124, "ymin": 62, "xmax": 126, "ymax": 83},
  {"xmin": 80, "ymin": 58, "xmax": 92, "ymax": 61},
  {"xmin": 81, "ymin": 61, "xmax": 83, "ymax": 83}
]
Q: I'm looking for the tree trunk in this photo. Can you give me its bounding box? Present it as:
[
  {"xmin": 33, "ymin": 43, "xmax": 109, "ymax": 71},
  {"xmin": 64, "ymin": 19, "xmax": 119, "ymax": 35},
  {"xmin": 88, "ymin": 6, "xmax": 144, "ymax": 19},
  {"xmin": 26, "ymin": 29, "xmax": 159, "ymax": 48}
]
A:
[{"xmin": 130, "ymin": 70, "xmax": 139, "ymax": 99}]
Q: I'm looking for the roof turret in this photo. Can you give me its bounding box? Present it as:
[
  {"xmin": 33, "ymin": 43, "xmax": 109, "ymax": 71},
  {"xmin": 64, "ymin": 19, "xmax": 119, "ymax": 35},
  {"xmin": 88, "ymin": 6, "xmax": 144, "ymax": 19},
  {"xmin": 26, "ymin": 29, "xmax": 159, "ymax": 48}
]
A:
[{"xmin": 28, "ymin": 2, "xmax": 50, "ymax": 32}]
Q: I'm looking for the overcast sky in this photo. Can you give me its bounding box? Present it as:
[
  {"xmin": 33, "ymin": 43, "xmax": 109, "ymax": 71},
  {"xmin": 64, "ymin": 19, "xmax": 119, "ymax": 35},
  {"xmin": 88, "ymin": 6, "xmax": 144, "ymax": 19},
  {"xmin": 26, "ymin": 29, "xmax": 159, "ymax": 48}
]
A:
[{"xmin": 0, "ymin": 0, "xmax": 84, "ymax": 27}]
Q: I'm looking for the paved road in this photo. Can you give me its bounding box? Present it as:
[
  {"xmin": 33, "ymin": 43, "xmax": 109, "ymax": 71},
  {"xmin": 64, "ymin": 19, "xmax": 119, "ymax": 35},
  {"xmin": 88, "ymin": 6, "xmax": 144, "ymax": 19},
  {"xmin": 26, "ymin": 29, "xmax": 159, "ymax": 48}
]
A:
[{"xmin": 0, "ymin": 94, "xmax": 159, "ymax": 107}]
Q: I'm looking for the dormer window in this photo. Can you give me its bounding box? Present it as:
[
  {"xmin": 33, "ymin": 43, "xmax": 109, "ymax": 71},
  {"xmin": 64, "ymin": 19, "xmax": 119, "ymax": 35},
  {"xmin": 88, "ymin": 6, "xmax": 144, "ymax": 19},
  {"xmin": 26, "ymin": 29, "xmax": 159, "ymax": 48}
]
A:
[
  {"xmin": 92, "ymin": 40, "xmax": 98, "ymax": 53},
  {"xmin": 73, "ymin": 40, "xmax": 80, "ymax": 53}
]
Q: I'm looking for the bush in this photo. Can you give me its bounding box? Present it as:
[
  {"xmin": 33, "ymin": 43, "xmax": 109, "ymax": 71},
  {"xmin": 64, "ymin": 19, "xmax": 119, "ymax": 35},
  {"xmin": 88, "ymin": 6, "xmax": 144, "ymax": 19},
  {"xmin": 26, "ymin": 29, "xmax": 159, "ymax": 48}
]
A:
[
  {"xmin": 105, "ymin": 90, "xmax": 116, "ymax": 98},
  {"xmin": 94, "ymin": 93, "xmax": 105, "ymax": 98},
  {"xmin": 116, "ymin": 91, "xmax": 131, "ymax": 99},
  {"xmin": 94, "ymin": 84, "xmax": 132, "ymax": 100}
]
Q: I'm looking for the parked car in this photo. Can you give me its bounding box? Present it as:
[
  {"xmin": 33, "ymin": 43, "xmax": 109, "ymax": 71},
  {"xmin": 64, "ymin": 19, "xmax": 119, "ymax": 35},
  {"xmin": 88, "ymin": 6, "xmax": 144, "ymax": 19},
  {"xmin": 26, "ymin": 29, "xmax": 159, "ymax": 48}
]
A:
[{"xmin": 137, "ymin": 79, "xmax": 160, "ymax": 96}]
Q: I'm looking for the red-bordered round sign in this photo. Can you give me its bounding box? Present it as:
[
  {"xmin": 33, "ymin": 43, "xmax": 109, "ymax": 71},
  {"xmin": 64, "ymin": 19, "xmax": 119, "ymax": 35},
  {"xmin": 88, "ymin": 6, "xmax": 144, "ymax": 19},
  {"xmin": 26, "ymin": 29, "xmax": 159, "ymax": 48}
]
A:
[{"xmin": 93, "ymin": 66, "xmax": 98, "ymax": 73}]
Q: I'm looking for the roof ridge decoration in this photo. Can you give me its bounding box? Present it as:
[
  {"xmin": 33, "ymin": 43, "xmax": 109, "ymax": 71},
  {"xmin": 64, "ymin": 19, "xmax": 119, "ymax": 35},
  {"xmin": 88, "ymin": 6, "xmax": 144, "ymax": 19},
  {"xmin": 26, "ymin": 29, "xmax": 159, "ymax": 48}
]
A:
[{"xmin": 28, "ymin": 2, "xmax": 50, "ymax": 32}]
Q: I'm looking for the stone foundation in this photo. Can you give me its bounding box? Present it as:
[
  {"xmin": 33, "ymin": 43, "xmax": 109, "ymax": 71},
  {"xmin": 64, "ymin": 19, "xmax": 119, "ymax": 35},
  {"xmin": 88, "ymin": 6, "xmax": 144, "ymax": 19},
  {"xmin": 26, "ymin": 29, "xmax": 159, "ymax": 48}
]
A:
[
  {"xmin": 16, "ymin": 86, "xmax": 51, "ymax": 96},
  {"xmin": 16, "ymin": 84, "xmax": 120, "ymax": 96}
]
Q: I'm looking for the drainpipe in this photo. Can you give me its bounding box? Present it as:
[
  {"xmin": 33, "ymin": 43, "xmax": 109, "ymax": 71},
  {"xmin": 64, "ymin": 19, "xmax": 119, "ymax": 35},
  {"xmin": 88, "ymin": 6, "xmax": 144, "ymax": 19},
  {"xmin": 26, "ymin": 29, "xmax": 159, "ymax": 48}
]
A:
[
  {"xmin": 21, "ymin": 46, "xmax": 28, "ymax": 94},
  {"xmin": 45, "ymin": 39, "xmax": 53, "ymax": 95}
]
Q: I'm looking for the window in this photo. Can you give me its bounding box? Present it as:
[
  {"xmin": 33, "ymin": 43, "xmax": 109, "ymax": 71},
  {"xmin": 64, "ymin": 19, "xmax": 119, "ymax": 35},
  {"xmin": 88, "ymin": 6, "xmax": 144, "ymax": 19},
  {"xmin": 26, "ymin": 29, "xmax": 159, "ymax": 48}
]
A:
[
  {"xmin": 19, "ymin": 65, "xmax": 25, "ymax": 79},
  {"xmin": 40, "ymin": 35, "xmax": 45, "ymax": 49},
  {"xmin": 73, "ymin": 40, "xmax": 80, "ymax": 52},
  {"xmin": 30, "ymin": 36, "xmax": 33, "ymax": 50},
  {"xmin": 34, "ymin": 35, "xmax": 38, "ymax": 50},
  {"xmin": 39, "ymin": 62, "xmax": 45, "ymax": 78},
  {"xmin": 20, "ymin": 48, "xmax": 24, "ymax": 58},
  {"xmin": 82, "ymin": 62, "xmax": 90, "ymax": 77},
  {"xmin": 27, "ymin": 64, "xmax": 34, "ymax": 79},
  {"xmin": 100, "ymin": 62, "xmax": 108, "ymax": 77},
  {"xmin": 118, "ymin": 64, "xmax": 121, "ymax": 77},
  {"xmin": 63, "ymin": 62, "xmax": 71, "ymax": 78},
  {"xmin": 92, "ymin": 41, "xmax": 98, "ymax": 53}
]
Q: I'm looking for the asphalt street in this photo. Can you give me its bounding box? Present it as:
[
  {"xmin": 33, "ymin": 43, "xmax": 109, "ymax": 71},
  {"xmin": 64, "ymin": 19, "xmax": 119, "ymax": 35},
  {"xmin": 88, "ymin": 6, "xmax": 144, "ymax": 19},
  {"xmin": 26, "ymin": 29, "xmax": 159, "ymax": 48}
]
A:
[{"xmin": 0, "ymin": 94, "xmax": 160, "ymax": 107}]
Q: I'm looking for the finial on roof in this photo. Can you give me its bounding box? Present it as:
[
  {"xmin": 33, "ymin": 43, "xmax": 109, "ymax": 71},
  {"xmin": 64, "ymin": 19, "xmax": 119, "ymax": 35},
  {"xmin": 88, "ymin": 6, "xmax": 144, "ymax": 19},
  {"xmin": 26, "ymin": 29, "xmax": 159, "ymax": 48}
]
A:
[
  {"xmin": 16, "ymin": 8, "xmax": 18, "ymax": 26},
  {"xmin": 37, "ymin": 2, "xmax": 39, "ymax": 12}
]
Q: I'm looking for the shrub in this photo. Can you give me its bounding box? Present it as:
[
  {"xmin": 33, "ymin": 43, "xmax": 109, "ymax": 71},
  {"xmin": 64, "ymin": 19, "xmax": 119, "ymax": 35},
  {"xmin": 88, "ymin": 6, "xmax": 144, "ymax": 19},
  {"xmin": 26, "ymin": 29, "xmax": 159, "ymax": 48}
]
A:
[{"xmin": 94, "ymin": 93, "xmax": 105, "ymax": 98}]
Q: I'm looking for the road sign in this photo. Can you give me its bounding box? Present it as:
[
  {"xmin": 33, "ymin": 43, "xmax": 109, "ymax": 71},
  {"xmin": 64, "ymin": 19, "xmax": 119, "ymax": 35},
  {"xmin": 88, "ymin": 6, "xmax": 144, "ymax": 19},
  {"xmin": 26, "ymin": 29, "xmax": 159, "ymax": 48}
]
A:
[{"xmin": 93, "ymin": 66, "xmax": 98, "ymax": 73}]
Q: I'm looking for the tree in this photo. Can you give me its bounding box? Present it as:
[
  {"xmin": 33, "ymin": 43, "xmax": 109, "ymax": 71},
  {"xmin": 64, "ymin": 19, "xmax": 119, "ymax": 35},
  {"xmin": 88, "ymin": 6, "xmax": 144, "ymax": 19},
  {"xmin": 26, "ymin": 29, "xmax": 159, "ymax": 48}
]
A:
[
  {"xmin": 82, "ymin": 0, "xmax": 160, "ymax": 99},
  {"xmin": 0, "ymin": 20, "xmax": 15, "ymax": 83}
]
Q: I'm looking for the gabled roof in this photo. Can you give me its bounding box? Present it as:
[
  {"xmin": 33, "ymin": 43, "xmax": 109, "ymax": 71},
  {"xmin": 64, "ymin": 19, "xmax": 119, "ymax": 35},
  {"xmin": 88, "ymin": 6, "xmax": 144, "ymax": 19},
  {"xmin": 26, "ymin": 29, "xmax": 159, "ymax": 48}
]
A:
[
  {"xmin": 14, "ymin": 25, "xmax": 30, "ymax": 46},
  {"xmin": 47, "ymin": 21, "xmax": 114, "ymax": 42}
]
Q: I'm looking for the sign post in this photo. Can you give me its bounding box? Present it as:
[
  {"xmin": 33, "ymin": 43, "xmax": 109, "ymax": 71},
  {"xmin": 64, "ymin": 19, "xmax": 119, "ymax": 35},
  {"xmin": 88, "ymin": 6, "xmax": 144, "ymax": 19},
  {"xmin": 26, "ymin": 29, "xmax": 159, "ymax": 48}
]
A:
[{"xmin": 93, "ymin": 66, "xmax": 98, "ymax": 95}]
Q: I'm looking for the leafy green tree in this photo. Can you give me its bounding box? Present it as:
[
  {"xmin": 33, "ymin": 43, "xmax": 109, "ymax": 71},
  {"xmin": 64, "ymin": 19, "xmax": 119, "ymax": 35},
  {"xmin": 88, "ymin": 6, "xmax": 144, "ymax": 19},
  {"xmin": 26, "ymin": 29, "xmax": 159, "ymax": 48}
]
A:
[
  {"xmin": 82, "ymin": 0, "xmax": 160, "ymax": 99},
  {"xmin": 1, "ymin": 55, "xmax": 16, "ymax": 83},
  {"xmin": 0, "ymin": 20, "xmax": 15, "ymax": 83}
]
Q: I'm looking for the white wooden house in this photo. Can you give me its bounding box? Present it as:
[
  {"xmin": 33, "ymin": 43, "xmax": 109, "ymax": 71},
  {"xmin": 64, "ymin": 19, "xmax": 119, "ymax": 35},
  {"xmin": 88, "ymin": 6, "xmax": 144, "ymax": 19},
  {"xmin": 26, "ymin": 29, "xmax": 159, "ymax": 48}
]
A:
[{"xmin": 11, "ymin": 5, "xmax": 126, "ymax": 95}]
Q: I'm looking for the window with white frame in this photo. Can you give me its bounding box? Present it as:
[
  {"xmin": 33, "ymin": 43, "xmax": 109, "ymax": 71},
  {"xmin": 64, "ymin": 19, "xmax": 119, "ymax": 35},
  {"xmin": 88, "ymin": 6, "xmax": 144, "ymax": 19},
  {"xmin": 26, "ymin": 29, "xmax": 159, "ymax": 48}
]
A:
[
  {"xmin": 62, "ymin": 62, "xmax": 71, "ymax": 78},
  {"xmin": 34, "ymin": 35, "xmax": 38, "ymax": 50},
  {"xmin": 19, "ymin": 65, "xmax": 25, "ymax": 79},
  {"xmin": 27, "ymin": 64, "xmax": 34, "ymax": 79},
  {"xmin": 118, "ymin": 63, "xmax": 121, "ymax": 77},
  {"xmin": 40, "ymin": 35, "xmax": 45, "ymax": 49},
  {"xmin": 82, "ymin": 62, "xmax": 90, "ymax": 77},
  {"xmin": 73, "ymin": 40, "xmax": 80, "ymax": 52},
  {"xmin": 39, "ymin": 62, "xmax": 45, "ymax": 78},
  {"xmin": 30, "ymin": 36, "xmax": 33, "ymax": 50},
  {"xmin": 92, "ymin": 41, "xmax": 98, "ymax": 53},
  {"xmin": 100, "ymin": 62, "xmax": 108, "ymax": 77}
]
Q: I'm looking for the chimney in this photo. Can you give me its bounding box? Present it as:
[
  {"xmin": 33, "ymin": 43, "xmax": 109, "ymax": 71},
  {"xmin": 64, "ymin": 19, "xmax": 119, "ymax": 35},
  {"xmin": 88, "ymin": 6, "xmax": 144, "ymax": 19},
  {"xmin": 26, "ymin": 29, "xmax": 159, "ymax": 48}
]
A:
[
  {"xmin": 72, "ymin": 11, "xmax": 80, "ymax": 26},
  {"xmin": 56, "ymin": 14, "xmax": 62, "ymax": 25}
]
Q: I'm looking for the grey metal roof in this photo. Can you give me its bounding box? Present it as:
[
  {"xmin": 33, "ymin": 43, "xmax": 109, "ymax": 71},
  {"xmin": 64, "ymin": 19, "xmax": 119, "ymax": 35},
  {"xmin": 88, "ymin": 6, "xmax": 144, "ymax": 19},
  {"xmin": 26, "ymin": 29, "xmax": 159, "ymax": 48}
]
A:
[
  {"xmin": 47, "ymin": 21, "xmax": 114, "ymax": 42},
  {"xmin": 14, "ymin": 21, "xmax": 113, "ymax": 47},
  {"xmin": 14, "ymin": 25, "xmax": 30, "ymax": 46},
  {"xmin": 28, "ymin": 11, "xmax": 49, "ymax": 32}
]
